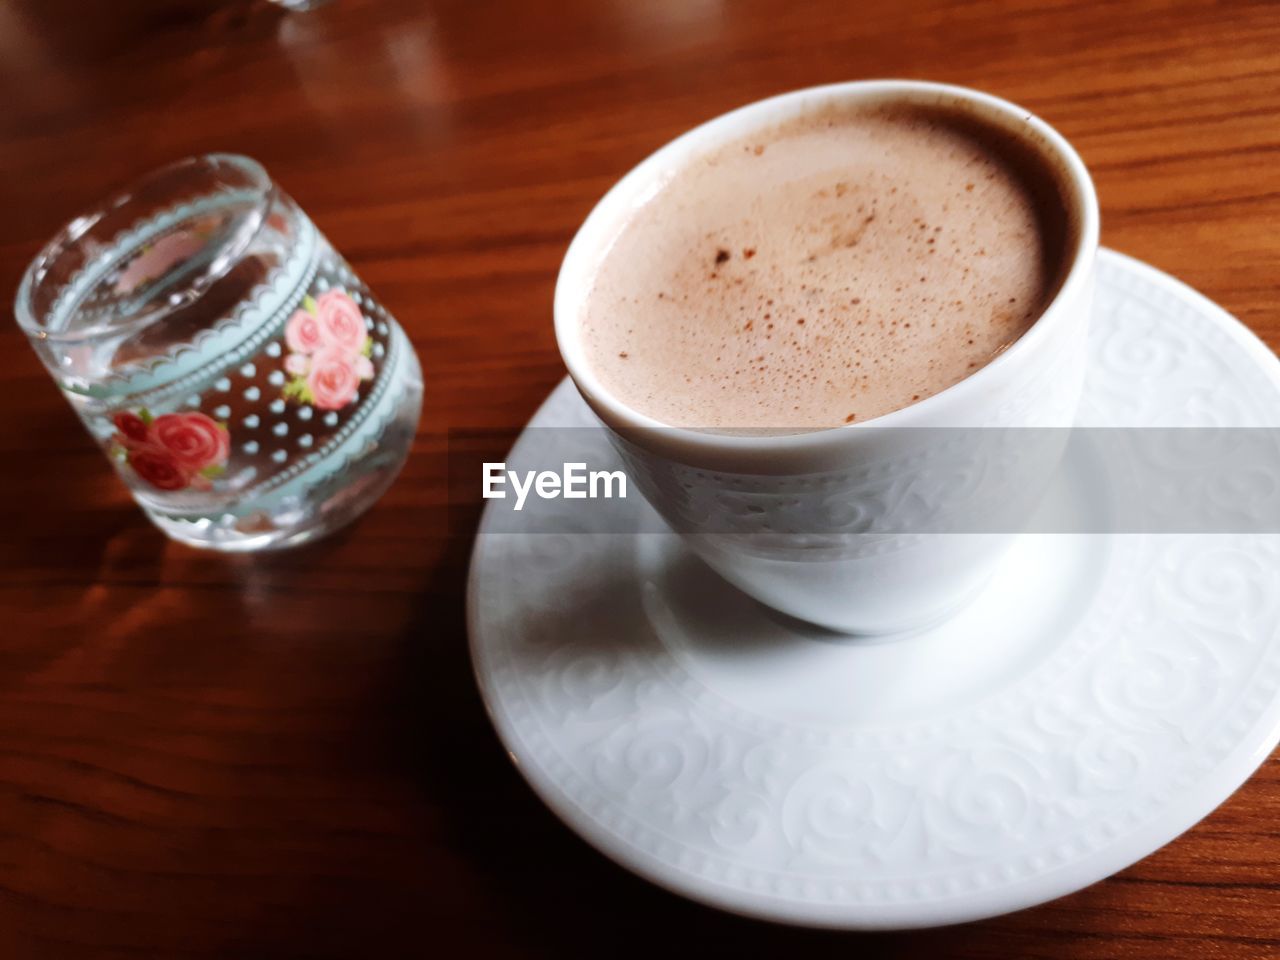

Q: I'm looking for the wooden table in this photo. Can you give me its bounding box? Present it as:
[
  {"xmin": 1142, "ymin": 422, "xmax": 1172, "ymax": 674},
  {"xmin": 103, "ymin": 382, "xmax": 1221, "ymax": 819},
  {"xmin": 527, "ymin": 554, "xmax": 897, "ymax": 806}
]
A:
[{"xmin": 2, "ymin": 0, "xmax": 1278, "ymax": 956}]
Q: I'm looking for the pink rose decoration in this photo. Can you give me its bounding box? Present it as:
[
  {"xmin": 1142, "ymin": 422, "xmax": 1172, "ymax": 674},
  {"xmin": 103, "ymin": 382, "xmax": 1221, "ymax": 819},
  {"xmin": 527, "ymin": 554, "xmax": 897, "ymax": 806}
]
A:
[
  {"xmin": 307, "ymin": 348, "xmax": 361, "ymax": 410},
  {"xmin": 285, "ymin": 309, "xmax": 324, "ymax": 355},
  {"xmin": 151, "ymin": 412, "xmax": 229, "ymax": 470},
  {"xmin": 113, "ymin": 411, "xmax": 149, "ymax": 445},
  {"xmin": 315, "ymin": 290, "xmax": 367, "ymax": 353},
  {"xmin": 128, "ymin": 446, "xmax": 191, "ymax": 491},
  {"xmin": 279, "ymin": 288, "xmax": 372, "ymax": 411},
  {"xmin": 111, "ymin": 409, "xmax": 229, "ymax": 492},
  {"xmin": 114, "ymin": 231, "xmax": 205, "ymax": 295}
]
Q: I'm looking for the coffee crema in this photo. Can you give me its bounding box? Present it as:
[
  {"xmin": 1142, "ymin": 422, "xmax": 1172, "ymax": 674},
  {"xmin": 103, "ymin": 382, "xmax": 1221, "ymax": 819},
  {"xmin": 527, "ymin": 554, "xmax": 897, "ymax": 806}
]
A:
[{"xmin": 580, "ymin": 102, "xmax": 1070, "ymax": 431}]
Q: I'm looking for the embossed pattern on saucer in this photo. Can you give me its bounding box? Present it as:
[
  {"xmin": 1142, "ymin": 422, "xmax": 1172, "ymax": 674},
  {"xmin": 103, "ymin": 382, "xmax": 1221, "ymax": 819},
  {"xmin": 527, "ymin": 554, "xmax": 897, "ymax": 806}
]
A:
[{"xmin": 467, "ymin": 249, "xmax": 1280, "ymax": 929}]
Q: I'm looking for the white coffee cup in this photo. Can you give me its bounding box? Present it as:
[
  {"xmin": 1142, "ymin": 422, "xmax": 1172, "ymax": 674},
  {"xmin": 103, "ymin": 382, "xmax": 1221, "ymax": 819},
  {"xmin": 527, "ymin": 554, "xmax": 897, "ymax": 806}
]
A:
[{"xmin": 554, "ymin": 81, "xmax": 1100, "ymax": 634}]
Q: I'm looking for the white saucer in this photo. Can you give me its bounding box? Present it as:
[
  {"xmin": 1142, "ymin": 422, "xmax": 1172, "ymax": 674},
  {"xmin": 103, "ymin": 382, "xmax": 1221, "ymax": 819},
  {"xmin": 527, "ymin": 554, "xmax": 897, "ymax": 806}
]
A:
[{"xmin": 467, "ymin": 249, "xmax": 1280, "ymax": 929}]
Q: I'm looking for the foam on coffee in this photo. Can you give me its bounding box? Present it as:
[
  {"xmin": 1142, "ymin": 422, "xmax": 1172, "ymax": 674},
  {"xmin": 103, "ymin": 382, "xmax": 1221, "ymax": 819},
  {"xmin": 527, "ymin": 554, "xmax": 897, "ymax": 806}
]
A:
[{"xmin": 580, "ymin": 102, "xmax": 1070, "ymax": 430}]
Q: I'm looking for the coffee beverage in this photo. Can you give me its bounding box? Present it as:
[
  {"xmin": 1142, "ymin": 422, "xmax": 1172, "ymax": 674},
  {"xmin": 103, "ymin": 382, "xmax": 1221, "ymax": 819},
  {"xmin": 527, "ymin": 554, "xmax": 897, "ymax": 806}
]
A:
[
  {"xmin": 557, "ymin": 82, "xmax": 1099, "ymax": 632},
  {"xmin": 580, "ymin": 102, "xmax": 1071, "ymax": 430}
]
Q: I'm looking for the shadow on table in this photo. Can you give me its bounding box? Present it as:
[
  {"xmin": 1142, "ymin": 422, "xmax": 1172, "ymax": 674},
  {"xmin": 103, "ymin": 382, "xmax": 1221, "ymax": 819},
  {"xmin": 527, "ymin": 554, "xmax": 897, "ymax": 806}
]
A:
[{"xmin": 374, "ymin": 503, "xmax": 1088, "ymax": 959}]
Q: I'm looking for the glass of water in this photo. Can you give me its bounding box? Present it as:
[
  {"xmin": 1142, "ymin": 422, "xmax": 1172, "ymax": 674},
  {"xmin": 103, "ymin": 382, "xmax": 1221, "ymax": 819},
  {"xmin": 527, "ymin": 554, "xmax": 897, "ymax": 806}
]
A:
[{"xmin": 15, "ymin": 155, "xmax": 423, "ymax": 551}]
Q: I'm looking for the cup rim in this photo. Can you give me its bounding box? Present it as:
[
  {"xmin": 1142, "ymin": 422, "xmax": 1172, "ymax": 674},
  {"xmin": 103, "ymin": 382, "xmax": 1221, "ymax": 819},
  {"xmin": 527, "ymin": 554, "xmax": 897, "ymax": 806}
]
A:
[
  {"xmin": 554, "ymin": 80, "xmax": 1100, "ymax": 461},
  {"xmin": 14, "ymin": 153, "xmax": 275, "ymax": 344}
]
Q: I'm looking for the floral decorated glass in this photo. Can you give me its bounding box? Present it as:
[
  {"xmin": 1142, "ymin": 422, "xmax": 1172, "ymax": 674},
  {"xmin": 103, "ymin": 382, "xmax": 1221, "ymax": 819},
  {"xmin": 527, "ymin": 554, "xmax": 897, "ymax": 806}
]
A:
[{"xmin": 15, "ymin": 155, "xmax": 423, "ymax": 550}]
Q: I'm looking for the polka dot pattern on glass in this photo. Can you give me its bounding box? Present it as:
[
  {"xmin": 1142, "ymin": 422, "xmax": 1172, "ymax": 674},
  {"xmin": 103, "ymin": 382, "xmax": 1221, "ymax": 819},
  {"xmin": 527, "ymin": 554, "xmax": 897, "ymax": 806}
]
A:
[{"xmin": 182, "ymin": 260, "xmax": 395, "ymax": 483}]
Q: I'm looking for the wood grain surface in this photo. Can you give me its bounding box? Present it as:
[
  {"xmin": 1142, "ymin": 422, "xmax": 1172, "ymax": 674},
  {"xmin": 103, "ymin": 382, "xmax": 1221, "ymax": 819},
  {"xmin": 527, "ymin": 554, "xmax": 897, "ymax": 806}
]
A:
[{"xmin": 1, "ymin": 0, "xmax": 1278, "ymax": 956}]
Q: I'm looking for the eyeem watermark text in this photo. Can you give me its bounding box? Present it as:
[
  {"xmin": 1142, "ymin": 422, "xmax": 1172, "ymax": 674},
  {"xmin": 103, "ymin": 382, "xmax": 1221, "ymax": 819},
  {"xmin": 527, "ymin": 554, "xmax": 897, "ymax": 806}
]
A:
[{"xmin": 483, "ymin": 462, "xmax": 628, "ymax": 511}]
